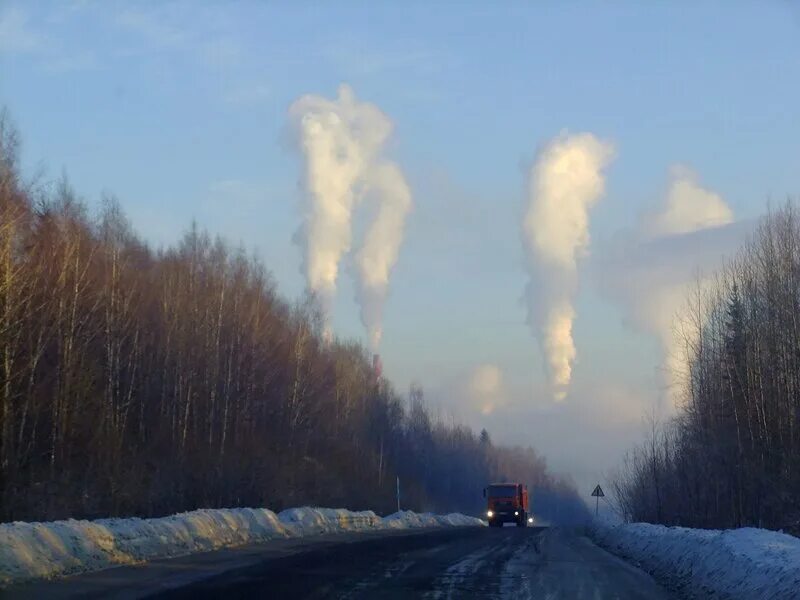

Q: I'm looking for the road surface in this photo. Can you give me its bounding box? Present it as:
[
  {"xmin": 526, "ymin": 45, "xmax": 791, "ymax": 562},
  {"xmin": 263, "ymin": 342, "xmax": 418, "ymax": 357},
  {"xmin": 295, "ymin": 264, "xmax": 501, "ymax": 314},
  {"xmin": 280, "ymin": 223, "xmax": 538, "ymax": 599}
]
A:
[{"xmin": 5, "ymin": 526, "xmax": 673, "ymax": 599}]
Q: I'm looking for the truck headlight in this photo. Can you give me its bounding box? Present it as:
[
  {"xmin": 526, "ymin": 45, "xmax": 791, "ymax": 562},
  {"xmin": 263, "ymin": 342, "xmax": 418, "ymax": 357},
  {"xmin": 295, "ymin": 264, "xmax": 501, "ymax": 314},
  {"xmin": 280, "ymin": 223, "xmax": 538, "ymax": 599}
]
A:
[
  {"xmin": 487, "ymin": 510, "xmax": 493, "ymax": 518},
  {"xmin": 528, "ymin": 517, "xmax": 534, "ymax": 523},
  {"xmin": 514, "ymin": 511, "xmax": 519, "ymax": 516}
]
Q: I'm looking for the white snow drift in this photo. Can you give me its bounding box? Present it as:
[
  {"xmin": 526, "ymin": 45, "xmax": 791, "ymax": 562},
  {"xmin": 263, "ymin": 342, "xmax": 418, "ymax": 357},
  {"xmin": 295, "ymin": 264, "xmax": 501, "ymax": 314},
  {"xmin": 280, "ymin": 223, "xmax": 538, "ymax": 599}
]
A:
[
  {"xmin": 0, "ymin": 507, "xmax": 484, "ymax": 585},
  {"xmin": 593, "ymin": 522, "xmax": 800, "ymax": 599}
]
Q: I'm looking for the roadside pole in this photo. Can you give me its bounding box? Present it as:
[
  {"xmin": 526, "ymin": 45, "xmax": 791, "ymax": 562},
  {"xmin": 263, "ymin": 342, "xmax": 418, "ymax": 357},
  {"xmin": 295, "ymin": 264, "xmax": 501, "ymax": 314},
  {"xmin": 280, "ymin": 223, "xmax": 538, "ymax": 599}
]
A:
[
  {"xmin": 396, "ymin": 476, "xmax": 400, "ymax": 512},
  {"xmin": 591, "ymin": 484, "xmax": 605, "ymax": 517}
]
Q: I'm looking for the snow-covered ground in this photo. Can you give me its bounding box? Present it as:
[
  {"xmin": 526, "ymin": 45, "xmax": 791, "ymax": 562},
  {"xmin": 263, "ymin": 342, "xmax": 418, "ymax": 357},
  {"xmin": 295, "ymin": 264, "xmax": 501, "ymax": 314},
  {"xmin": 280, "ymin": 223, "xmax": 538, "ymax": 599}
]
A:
[
  {"xmin": 592, "ymin": 522, "xmax": 800, "ymax": 599},
  {"xmin": 0, "ymin": 507, "xmax": 484, "ymax": 585}
]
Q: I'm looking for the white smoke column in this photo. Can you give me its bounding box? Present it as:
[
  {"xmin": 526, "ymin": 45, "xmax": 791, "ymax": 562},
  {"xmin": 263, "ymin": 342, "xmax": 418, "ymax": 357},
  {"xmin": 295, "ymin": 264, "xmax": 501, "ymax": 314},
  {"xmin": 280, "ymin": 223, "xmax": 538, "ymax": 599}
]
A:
[
  {"xmin": 356, "ymin": 162, "xmax": 412, "ymax": 350},
  {"xmin": 289, "ymin": 84, "xmax": 411, "ymax": 346},
  {"xmin": 523, "ymin": 133, "xmax": 615, "ymax": 401},
  {"xmin": 289, "ymin": 85, "xmax": 392, "ymax": 336}
]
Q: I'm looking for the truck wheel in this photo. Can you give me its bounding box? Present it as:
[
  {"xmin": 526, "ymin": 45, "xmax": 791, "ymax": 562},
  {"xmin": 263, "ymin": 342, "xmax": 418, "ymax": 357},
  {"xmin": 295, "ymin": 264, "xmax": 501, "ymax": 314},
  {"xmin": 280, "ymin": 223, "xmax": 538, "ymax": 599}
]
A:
[{"xmin": 517, "ymin": 512, "xmax": 527, "ymax": 528}]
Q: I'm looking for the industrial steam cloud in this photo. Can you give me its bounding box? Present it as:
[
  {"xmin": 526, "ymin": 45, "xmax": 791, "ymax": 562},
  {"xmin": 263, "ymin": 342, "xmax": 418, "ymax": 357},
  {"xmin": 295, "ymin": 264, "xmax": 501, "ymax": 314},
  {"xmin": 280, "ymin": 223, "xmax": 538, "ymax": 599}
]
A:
[
  {"xmin": 289, "ymin": 85, "xmax": 412, "ymax": 350},
  {"xmin": 523, "ymin": 133, "xmax": 614, "ymax": 401}
]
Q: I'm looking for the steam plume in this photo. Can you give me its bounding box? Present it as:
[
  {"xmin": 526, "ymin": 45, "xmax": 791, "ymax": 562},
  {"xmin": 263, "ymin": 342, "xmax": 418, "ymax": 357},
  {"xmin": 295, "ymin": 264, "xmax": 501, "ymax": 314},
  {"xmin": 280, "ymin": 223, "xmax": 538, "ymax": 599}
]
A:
[
  {"xmin": 646, "ymin": 165, "xmax": 733, "ymax": 238},
  {"xmin": 289, "ymin": 84, "xmax": 410, "ymax": 346},
  {"xmin": 596, "ymin": 165, "xmax": 738, "ymax": 409},
  {"xmin": 523, "ymin": 133, "xmax": 615, "ymax": 401},
  {"xmin": 640, "ymin": 166, "xmax": 734, "ymax": 405},
  {"xmin": 356, "ymin": 162, "xmax": 412, "ymax": 349}
]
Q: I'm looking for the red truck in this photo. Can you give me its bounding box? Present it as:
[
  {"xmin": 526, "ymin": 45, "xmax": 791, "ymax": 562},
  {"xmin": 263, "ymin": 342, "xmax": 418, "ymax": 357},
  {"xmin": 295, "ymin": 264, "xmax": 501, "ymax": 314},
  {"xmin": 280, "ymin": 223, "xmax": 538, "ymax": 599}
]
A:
[{"xmin": 483, "ymin": 482, "xmax": 532, "ymax": 527}]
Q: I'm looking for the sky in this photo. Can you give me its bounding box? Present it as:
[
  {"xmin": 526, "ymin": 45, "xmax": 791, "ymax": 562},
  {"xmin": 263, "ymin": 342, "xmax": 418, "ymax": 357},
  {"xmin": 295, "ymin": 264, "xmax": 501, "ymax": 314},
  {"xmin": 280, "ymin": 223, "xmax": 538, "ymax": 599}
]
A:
[{"xmin": 2, "ymin": 1, "xmax": 799, "ymax": 496}]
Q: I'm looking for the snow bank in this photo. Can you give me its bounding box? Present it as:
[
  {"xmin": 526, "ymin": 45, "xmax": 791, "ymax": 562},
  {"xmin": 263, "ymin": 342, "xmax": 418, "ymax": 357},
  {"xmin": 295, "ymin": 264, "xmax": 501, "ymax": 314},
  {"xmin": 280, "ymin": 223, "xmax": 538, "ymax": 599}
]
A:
[
  {"xmin": 592, "ymin": 522, "xmax": 800, "ymax": 599},
  {"xmin": 278, "ymin": 507, "xmax": 382, "ymax": 535},
  {"xmin": 382, "ymin": 510, "xmax": 441, "ymax": 529},
  {"xmin": 0, "ymin": 507, "xmax": 483, "ymax": 585},
  {"xmin": 382, "ymin": 511, "xmax": 484, "ymax": 529}
]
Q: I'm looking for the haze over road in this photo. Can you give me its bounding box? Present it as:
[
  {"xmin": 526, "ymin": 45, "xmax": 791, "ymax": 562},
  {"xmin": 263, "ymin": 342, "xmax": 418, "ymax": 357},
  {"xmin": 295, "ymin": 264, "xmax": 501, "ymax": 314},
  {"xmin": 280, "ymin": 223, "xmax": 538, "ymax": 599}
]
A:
[{"xmin": 8, "ymin": 527, "xmax": 672, "ymax": 599}]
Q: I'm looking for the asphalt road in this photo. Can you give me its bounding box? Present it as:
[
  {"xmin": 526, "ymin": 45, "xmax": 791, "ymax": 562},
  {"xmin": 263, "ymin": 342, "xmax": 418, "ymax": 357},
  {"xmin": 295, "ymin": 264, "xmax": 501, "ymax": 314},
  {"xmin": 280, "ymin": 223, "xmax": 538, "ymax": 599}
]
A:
[{"xmin": 4, "ymin": 526, "xmax": 673, "ymax": 599}]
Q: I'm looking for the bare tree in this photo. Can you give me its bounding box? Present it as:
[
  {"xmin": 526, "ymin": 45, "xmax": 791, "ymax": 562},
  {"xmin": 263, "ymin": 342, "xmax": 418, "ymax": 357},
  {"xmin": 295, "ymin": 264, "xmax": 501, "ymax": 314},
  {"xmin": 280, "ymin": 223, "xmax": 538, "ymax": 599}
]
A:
[
  {"xmin": 0, "ymin": 116, "xmax": 590, "ymax": 526},
  {"xmin": 614, "ymin": 202, "xmax": 800, "ymax": 534}
]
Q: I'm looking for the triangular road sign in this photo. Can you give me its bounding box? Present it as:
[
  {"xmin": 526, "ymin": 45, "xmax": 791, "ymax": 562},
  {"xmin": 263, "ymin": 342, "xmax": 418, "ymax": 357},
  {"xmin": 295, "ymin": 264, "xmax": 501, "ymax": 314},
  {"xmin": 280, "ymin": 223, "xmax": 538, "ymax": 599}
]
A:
[{"xmin": 591, "ymin": 484, "xmax": 604, "ymax": 497}]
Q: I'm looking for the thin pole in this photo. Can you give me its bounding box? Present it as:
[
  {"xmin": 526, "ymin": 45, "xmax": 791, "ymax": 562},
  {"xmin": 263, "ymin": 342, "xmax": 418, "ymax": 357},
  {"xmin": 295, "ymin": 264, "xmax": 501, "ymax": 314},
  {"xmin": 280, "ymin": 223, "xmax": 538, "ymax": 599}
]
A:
[
  {"xmin": 396, "ymin": 476, "xmax": 400, "ymax": 512},
  {"xmin": 596, "ymin": 494, "xmax": 599, "ymax": 517}
]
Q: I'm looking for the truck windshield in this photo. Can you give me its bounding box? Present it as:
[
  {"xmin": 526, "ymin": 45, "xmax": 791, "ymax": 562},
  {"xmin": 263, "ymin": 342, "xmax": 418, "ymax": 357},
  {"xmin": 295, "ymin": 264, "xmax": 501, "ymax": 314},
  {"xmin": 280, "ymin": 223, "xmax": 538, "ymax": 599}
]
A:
[{"xmin": 488, "ymin": 485, "xmax": 517, "ymax": 497}]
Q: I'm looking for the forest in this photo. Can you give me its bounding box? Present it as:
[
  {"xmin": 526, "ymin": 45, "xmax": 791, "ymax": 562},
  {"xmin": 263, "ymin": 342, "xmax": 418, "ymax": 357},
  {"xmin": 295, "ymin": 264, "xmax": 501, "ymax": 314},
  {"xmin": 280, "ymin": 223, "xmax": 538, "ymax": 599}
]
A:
[
  {"xmin": 0, "ymin": 113, "xmax": 588, "ymax": 525},
  {"xmin": 613, "ymin": 203, "xmax": 800, "ymax": 535}
]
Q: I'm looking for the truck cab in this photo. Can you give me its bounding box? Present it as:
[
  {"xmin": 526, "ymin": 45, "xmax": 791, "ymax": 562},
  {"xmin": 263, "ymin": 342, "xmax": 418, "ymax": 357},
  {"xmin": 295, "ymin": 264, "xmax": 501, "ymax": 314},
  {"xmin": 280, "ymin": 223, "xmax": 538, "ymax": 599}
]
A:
[{"xmin": 483, "ymin": 482, "xmax": 532, "ymax": 527}]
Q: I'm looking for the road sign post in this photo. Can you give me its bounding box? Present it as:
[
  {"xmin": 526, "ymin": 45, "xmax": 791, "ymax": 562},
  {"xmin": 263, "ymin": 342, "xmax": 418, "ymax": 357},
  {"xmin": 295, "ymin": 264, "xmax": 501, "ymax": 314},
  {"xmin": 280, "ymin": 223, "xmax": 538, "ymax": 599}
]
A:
[{"xmin": 591, "ymin": 484, "xmax": 605, "ymax": 517}]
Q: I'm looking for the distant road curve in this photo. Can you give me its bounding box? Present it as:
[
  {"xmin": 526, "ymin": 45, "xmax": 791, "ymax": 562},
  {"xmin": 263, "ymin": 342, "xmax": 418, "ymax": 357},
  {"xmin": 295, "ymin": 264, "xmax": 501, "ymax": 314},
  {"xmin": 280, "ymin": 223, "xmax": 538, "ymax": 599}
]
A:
[{"xmin": 5, "ymin": 527, "xmax": 672, "ymax": 599}]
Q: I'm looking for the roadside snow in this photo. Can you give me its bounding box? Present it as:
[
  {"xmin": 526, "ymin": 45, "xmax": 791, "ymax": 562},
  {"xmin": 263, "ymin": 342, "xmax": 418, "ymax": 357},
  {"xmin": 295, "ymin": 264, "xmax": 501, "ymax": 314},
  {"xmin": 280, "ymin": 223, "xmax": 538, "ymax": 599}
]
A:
[
  {"xmin": 382, "ymin": 511, "xmax": 486, "ymax": 530},
  {"xmin": 592, "ymin": 522, "xmax": 800, "ymax": 599},
  {"xmin": 0, "ymin": 507, "xmax": 484, "ymax": 585}
]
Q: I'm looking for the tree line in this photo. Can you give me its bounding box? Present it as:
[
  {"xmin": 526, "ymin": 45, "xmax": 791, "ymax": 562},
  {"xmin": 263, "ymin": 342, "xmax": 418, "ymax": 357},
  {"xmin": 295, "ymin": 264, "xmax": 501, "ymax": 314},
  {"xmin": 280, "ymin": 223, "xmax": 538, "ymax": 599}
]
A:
[
  {"xmin": 613, "ymin": 203, "xmax": 800, "ymax": 535},
  {"xmin": 0, "ymin": 112, "xmax": 588, "ymax": 524}
]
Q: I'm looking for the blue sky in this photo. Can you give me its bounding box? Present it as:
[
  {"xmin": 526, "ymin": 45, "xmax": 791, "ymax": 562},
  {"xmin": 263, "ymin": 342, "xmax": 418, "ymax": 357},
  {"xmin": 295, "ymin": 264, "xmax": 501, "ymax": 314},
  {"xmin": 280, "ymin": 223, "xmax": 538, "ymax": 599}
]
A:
[{"xmin": 2, "ymin": 1, "xmax": 799, "ymax": 491}]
